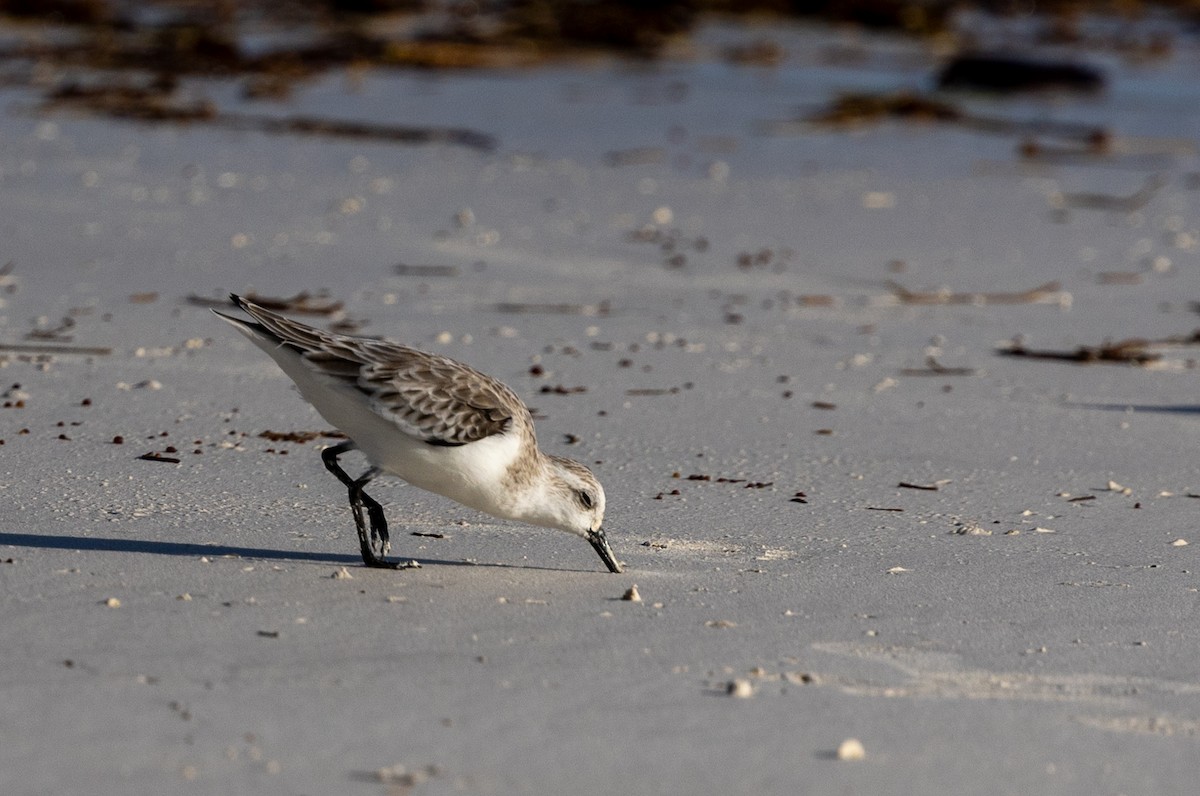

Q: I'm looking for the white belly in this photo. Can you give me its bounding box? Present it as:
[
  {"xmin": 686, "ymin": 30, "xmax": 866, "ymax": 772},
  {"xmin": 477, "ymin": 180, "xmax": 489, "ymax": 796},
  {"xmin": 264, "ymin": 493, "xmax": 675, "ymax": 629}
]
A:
[{"xmin": 252, "ymin": 339, "xmax": 525, "ymax": 519}]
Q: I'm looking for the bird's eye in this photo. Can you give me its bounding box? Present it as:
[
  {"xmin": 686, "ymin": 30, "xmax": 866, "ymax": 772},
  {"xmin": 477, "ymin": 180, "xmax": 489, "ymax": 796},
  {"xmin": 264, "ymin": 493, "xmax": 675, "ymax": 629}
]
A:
[{"xmin": 576, "ymin": 490, "xmax": 594, "ymax": 510}]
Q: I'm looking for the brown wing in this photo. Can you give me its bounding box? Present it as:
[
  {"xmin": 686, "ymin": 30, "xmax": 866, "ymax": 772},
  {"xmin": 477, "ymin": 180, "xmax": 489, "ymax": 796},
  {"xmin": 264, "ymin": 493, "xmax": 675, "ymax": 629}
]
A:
[{"xmin": 232, "ymin": 294, "xmax": 521, "ymax": 446}]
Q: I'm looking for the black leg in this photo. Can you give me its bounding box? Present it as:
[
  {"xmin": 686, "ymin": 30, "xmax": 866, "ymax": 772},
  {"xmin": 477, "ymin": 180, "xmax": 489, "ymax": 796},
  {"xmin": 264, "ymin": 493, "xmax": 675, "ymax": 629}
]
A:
[{"xmin": 321, "ymin": 441, "xmax": 397, "ymax": 569}]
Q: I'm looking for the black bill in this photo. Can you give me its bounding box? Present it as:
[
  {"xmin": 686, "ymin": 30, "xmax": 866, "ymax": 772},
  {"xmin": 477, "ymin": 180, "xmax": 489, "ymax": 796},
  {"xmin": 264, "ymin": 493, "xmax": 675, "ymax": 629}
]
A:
[{"xmin": 587, "ymin": 527, "xmax": 623, "ymax": 573}]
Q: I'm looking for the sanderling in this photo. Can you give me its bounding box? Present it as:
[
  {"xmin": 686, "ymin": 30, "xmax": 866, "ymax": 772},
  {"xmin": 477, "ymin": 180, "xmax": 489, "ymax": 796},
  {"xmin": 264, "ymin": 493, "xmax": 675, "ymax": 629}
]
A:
[{"xmin": 214, "ymin": 294, "xmax": 621, "ymax": 573}]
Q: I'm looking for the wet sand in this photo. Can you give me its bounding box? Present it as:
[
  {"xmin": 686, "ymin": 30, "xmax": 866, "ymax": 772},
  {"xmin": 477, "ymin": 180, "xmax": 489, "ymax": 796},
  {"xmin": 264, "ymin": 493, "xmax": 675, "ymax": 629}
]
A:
[{"xmin": 3, "ymin": 14, "xmax": 1200, "ymax": 795}]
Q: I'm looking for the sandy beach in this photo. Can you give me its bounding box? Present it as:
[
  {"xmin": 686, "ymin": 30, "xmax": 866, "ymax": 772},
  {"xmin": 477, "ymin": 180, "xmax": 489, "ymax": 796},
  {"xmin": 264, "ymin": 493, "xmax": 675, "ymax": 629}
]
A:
[{"xmin": 3, "ymin": 7, "xmax": 1200, "ymax": 794}]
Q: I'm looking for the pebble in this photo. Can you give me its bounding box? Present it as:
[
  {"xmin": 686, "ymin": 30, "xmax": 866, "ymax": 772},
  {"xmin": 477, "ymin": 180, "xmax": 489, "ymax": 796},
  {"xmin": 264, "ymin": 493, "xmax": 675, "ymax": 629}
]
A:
[
  {"xmin": 621, "ymin": 584, "xmax": 642, "ymax": 603},
  {"xmin": 332, "ymin": 567, "xmax": 354, "ymax": 580},
  {"xmin": 836, "ymin": 738, "xmax": 866, "ymax": 761},
  {"xmin": 726, "ymin": 679, "xmax": 754, "ymax": 698},
  {"xmin": 103, "ymin": 597, "xmax": 121, "ymax": 608}
]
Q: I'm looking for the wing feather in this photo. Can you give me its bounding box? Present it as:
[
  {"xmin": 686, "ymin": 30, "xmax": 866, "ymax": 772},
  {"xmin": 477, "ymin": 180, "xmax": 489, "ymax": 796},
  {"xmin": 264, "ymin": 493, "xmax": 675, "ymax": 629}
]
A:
[{"xmin": 231, "ymin": 294, "xmax": 521, "ymax": 446}]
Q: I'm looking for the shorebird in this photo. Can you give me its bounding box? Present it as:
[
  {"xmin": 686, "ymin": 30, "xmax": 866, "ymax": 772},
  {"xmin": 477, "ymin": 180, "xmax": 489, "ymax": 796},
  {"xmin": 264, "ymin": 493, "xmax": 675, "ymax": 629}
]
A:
[{"xmin": 214, "ymin": 294, "xmax": 621, "ymax": 573}]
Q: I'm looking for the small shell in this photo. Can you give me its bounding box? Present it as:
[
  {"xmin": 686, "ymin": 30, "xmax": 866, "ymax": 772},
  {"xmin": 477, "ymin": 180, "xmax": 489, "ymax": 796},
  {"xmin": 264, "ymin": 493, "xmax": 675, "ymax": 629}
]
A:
[
  {"xmin": 836, "ymin": 738, "xmax": 866, "ymax": 761},
  {"xmin": 726, "ymin": 679, "xmax": 755, "ymax": 698},
  {"xmin": 621, "ymin": 584, "xmax": 643, "ymax": 603}
]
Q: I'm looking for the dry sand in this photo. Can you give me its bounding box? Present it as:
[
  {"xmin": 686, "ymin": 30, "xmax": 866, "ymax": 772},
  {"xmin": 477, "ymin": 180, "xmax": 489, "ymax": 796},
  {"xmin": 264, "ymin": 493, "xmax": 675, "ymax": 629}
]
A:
[{"xmin": 3, "ymin": 16, "xmax": 1200, "ymax": 796}]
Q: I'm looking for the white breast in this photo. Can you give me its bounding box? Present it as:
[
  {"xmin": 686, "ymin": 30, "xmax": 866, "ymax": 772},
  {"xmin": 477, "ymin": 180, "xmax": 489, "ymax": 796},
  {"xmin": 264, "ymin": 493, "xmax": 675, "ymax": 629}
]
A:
[{"xmin": 249, "ymin": 338, "xmax": 527, "ymax": 518}]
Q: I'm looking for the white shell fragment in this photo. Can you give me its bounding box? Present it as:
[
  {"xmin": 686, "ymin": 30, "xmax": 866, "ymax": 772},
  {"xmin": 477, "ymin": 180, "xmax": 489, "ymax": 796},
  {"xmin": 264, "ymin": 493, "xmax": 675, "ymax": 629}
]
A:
[
  {"xmin": 836, "ymin": 738, "xmax": 866, "ymax": 761},
  {"xmin": 952, "ymin": 521, "xmax": 991, "ymax": 536},
  {"xmin": 726, "ymin": 679, "xmax": 755, "ymax": 698},
  {"xmin": 1171, "ymin": 538, "xmax": 1189, "ymax": 547},
  {"xmin": 621, "ymin": 584, "xmax": 643, "ymax": 603}
]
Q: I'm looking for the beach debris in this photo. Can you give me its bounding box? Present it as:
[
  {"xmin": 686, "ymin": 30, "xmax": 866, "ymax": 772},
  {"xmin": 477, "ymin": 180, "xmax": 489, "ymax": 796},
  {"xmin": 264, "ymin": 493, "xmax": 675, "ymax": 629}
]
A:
[
  {"xmin": 789, "ymin": 89, "xmax": 1105, "ymax": 146},
  {"xmin": 706, "ymin": 619, "xmax": 737, "ymax": 629},
  {"xmin": 801, "ymin": 90, "xmax": 962, "ymax": 129},
  {"xmin": 994, "ymin": 330, "xmax": 1200, "ymax": 366},
  {"xmin": 1097, "ymin": 271, "xmax": 1143, "ymax": 285},
  {"xmin": 1171, "ymin": 539, "xmax": 1189, "ymax": 547},
  {"xmin": 45, "ymin": 82, "xmax": 497, "ymax": 151},
  {"xmin": 621, "ymin": 584, "xmax": 643, "ymax": 603},
  {"xmin": 332, "ymin": 567, "xmax": 353, "ymax": 580},
  {"xmin": 626, "ymin": 386, "xmax": 683, "ymax": 396},
  {"xmin": 395, "ymin": 264, "xmax": 459, "ymax": 277},
  {"xmin": 373, "ymin": 763, "xmax": 439, "ymax": 787},
  {"xmin": 257, "ymin": 630, "xmax": 280, "ymax": 638},
  {"xmin": 836, "ymin": 738, "xmax": 867, "ymax": 761},
  {"xmin": 726, "ymin": 679, "xmax": 755, "ymax": 698},
  {"xmin": 102, "ymin": 597, "xmax": 121, "ymax": 608},
  {"xmin": 25, "ymin": 316, "xmax": 75, "ymax": 342},
  {"xmin": 952, "ymin": 521, "xmax": 991, "ymax": 536},
  {"xmin": 890, "ymin": 281, "xmax": 1067, "ymax": 307},
  {"xmin": 1051, "ymin": 174, "xmax": 1165, "ymax": 213},
  {"xmin": 494, "ymin": 301, "xmax": 610, "ymax": 316},
  {"xmin": 259, "ymin": 429, "xmax": 345, "ymax": 444},
  {"xmin": 1106, "ymin": 480, "xmax": 1133, "ymax": 495},
  {"xmin": 938, "ymin": 54, "xmax": 1104, "ymax": 94},
  {"xmin": 0, "ymin": 342, "xmax": 112, "ymax": 356},
  {"xmin": 886, "ymin": 566, "xmax": 910, "ymax": 574},
  {"xmin": 899, "ymin": 357, "xmax": 976, "ymax": 377},
  {"xmin": 899, "ymin": 480, "xmax": 950, "ymax": 491},
  {"xmin": 137, "ymin": 451, "xmax": 181, "ymax": 464}
]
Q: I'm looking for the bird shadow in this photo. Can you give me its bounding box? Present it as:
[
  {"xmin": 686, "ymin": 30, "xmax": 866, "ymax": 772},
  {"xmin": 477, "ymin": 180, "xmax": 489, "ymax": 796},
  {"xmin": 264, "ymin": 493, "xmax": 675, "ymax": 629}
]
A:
[
  {"xmin": 0, "ymin": 531, "xmax": 607, "ymax": 573},
  {"xmin": 1072, "ymin": 402, "xmax": 1200, "ymax": 415},
  {"xmin": 0, "ymin": 531, "xmax": 481, "ymax": 569}
]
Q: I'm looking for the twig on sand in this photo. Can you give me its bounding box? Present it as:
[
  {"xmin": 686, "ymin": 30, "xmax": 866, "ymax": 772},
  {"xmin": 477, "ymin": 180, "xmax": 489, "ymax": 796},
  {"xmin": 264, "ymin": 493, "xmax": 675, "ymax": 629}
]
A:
[
  {"xmin": 899, "ymin": 357, "xmax": 975, "ymax": 376},
  {"xmin": 995, "ymin": 330, "xmax": 1200, "ymax": 366},
  {"xmin": 889, "ymin": 281, "xmax": 1066, "ymax": 306},
  {"xmin": 0, "ymin": 342, "xmax": 112, "ymax": 355},
  {"xmin": 1051, "ymin": 174, "xmax": 1166, "ymax": 213}
]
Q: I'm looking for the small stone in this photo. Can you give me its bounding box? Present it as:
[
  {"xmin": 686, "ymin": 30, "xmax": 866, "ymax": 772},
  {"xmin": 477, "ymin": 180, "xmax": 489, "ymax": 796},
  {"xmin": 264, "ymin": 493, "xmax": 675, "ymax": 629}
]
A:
[
  {"xmin": 332, "ymin": 567, "xmax": 353, "ymax": 580},
  {"xmin": 103, "ymin": 597, "xmax": 121, "ymax": 608},
  {"xmin": 836, "ymin": 738, "xmax": 866, "ymax": 761},
  {"xmin": 726, "ymin": 679, "xmax": 755, "ymax": 698},
  {"xmin": 621, "ymin": 584, "xmax": 643, "ymax": 603},
  {"xmin": 1171, "ymin": 538, "xmax": 1189, "ymax": 547}
]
